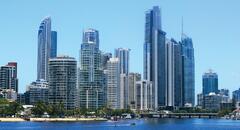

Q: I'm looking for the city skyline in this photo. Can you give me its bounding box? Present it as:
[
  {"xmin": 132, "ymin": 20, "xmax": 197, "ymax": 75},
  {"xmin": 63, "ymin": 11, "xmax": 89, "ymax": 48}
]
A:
[{"xmin": 1, "ymin": 0, "xmax": 240, "ymax": 97}]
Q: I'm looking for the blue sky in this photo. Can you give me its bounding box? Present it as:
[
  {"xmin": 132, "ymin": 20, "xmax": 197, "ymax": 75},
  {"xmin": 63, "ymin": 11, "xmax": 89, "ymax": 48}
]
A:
[{"xmin": 1, "ymin": 0, "xmax": 240, "ymax": 96}]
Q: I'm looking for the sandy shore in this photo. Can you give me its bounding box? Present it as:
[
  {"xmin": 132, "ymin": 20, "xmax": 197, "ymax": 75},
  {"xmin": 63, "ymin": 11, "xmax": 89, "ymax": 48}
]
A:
[
  {"xmin": 0, "ymin": 117, "xmax": 108, "ymax": 122},
  {"xmin": 30, "ymin": 117, "xmax": 108, "ymax": 122},
  {"xmin": 0, "ymin": 118, "xmax": 25, "ymax": 122}
]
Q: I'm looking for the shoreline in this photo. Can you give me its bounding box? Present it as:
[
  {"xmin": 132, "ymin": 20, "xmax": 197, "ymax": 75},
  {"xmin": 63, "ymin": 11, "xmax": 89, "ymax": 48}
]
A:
[
  {"xmin": 0, "ymin": 118, "xmax": 25, "ymax": 122},
  {"xmin": 0, "ymin": 117, "xmax": 223, "ymax": 122},
  {"xmin": 0, "ymin": 117, "xmax": 108, "ymax": 122},
  {"xmin": 30, "ymin": 117, "xmax": 108, "ymax": 122}
]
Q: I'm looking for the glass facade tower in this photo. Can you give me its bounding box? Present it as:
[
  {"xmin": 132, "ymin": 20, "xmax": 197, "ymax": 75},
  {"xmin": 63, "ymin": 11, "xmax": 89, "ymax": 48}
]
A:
[
  {"xmin": 202, "ymin": 70, "xmax": 218, "ymax": 95},
  {"xmin": 37, "ymin": 17, "xmax": 51, "ymax": 81},
  {"xmin": 181, "ymin": 34, "xmax": 195, "ymax": 106},
  {"xmin": 37, "ymin": 17, "xmax": 57, "ymax": 81},
  {"xmin": 79, "ymin": 28, "xmax": 105, "ymax": 110},
  {"xmin": 143, "ymin": 6, "xmax": 166, "ymax": 109}
]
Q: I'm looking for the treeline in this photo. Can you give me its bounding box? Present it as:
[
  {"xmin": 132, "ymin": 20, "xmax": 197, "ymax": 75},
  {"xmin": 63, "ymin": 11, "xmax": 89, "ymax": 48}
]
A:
[
  {"xmin": 31, "ymin": 101, "xmax": 134, "ymax": 118},
  {"xmin": 0, "ymin": 99, "xmax": 23, "ymax": 117}
]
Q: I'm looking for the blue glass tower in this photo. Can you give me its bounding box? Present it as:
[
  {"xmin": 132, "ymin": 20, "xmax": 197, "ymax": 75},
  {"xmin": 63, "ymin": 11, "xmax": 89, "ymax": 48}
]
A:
[
  {"xmin": 202, "ymin": 70, "xmax": 218, "ymax": 95},
  {"xmin": 181, "ymin": 34, "xmax": 195, "ymax": 106},
  {"xmin": 37, "ymin": 17, "xmax": 51, "ymax": 81},
  {"xmin": 143, "ymin": 6, "xmax": 166, "ymax": 109}
]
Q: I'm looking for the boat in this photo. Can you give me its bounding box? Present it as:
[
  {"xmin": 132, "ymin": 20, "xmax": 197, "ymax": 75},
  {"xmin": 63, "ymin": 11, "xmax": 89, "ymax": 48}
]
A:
[{"xmin": 130, "ymin": 122, "xmax": 136, "ymax": 126}]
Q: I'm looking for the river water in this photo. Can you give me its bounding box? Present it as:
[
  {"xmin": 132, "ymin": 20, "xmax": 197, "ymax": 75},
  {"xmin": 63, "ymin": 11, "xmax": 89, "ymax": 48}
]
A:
[{"xmin": 0, "ymin": 118, "xmax": 239, "ymax": 130}]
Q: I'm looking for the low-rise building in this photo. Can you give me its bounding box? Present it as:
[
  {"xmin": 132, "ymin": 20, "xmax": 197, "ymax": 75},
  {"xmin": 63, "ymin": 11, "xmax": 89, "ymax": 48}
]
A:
[
  {"xmin": 0, "ymin": 89, "xmax": 17, "ymax": 101},
  {"xmin": 27, "ymin": 79, "xmax": 49, "ymax": 105},
  {"xmin": 204, "ymin": 93, "xmax": 221, "ymax": 111},
  {"xmin": 204, "ymin": 92, "xmax": 231, "ymax": 111}
]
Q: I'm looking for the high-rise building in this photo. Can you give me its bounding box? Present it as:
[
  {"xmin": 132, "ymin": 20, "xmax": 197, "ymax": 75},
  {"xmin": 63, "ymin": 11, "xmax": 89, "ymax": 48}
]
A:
[
  {"xmin": 115, "ymin": 48, "xmax": 130, "ymax": 109},
  {"xmin": 51, "ymin": 31, "xmax": 57, "ymax": 58},
  {"xmin": 128, "ymin": 73, "xmax": 141, "ymax": 109},
  {"xmin": 173, "ymin": 40, "xmax": 184, "ymax": 107},
  {"xmin": 143, "ymin": 6, "xmax": 166, "ymax": 109},
  {"xmin": 37, "ymin": 17, "xmax": 57, "ymax": 81},
  {"xmin": 0, "ymin": 62, "xmax": 18, "ymax": 92},
  {"xmin": 106, "ymin": 58, "xmax": 120, "ymax": 109},
  {"xmin": 27, "ymin": 79, "xmax": 49, "ymax": 105},
  {"xmin": 48, "ymin": 56, "xmax": 77, "ymax": 110},
  {"xmin": 79, "ymin": 29, "xmax": 105, "ymax": 109},
  {"xmin": 165, "ymin": 39, "xmax": 183, "ymax": 107},
  {"xmin": 136, "ymin": 80, "xmax": 153, "ymax": 110},
  {"xmin": 181, "ymin": 34, "xmax": 195, "ymax": 106},
  {"xmin": 202, "ymin": 70, "xmax": 218, "ymax": 95},
  {"xmin": 37, "ymin": 17, "xmax": 51, "ymax": 80}
]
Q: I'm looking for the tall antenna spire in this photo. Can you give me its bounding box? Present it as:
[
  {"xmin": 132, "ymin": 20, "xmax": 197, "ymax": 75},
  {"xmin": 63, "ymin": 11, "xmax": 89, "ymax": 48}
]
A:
[{"xmin": 181, "ymin": 16, "xmax": 184, "ymax": 35}]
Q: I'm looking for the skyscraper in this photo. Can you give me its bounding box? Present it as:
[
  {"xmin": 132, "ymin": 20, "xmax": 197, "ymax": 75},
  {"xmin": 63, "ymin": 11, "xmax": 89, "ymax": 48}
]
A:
[
  {"xmin": 202, "ymin": 70, "xmax": 218, "ymax": 95},
  {"xmin": 50, "ymin": 31, "xmax": 57, "ymax": 58},
  {"xmin": 166, "ymin": 39, "xmax": 183, "ymax": 107},
  {"xmin": 173, "ymin": 39, "xmax": 184, "ymax": 107},
  {"xmin": 79, "ymin": 28, "xmax": 105, "ymax": 109},
  {"xmin": 106, "ymin": 58, "xmax": 120, "ymax": 109},
  {"xmin": 37, "ymin": 17, "xmax": 57, "ymax": 81},
  {"xmin": 115, "ymin": 48, "xmax": 130, "ymax": 109},
  {"xmin": 37, "ymin": 17, "xmax": 51, "ymax": 81},
  {"xmin": 48, "ymin": 56, "xmax": 77, "ymax": 110},
  {"xmin": 0, "ymin": 62, "xmax": 18, "ymax": 92},
  {"xmin": 181, "ymin": 34, "xmax": 195, "ymax": 106},
  {"xmin": 143, "ymin": 6, "xmax": 166, "ymax": 109}
]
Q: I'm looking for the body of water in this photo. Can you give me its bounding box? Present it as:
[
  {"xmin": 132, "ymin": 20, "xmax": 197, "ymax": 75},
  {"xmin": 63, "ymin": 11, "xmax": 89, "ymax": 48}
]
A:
[{"xmin": 0, "ymin": 119, "xmax": 239, "ymax": 130}]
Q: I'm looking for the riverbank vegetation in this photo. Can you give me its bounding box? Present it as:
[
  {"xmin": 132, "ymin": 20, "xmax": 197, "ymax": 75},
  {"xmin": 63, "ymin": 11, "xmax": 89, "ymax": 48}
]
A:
[
  {"xmin": 31, "ymin": 101, "xmax": 134, "ymax": 118},
  {"xmin": 0, "ymin": 99, "xmax": 23, "ymax": 117},
  {"xmin": 0, "ymin": 98, "xmax": 235, "ymax": 118}
]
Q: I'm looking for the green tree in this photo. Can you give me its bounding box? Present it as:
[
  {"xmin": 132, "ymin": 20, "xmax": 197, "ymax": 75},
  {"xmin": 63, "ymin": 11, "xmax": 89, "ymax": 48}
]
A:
[
  {"xmin": 47, "ymin": 102, "xmax": 65, "ymax": 117},
  {"xmin": 32, "ymin": 101, "xmax": 47, "ymax": 117},
  {"xmin": 6, "ymin": 101, "xmax": 23, "ymax": 117},
  {"xmin": 218, "ymin": 109, "xmax": 231, "ymax": 117}
]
